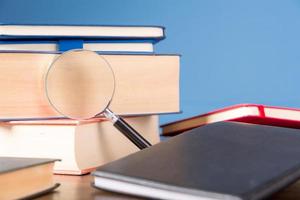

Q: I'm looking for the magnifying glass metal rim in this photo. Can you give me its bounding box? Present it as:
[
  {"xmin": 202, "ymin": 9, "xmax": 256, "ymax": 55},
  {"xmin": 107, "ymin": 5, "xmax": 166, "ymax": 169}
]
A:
[{"xmin": 44, "ymin": 49, "xmax": 116, "ymax": 120}]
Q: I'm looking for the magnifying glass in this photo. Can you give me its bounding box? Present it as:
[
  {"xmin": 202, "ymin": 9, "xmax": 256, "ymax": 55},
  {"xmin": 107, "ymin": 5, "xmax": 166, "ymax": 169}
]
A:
[{"xmin": 45, "ymin": 49, "xmax": 151, "ymax": 149}]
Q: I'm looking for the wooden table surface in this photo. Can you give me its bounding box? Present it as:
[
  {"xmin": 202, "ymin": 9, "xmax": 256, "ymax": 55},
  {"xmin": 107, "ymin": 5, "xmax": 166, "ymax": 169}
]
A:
[
  {"xmin": 34, "ymin": 174, "xmax": 300, "ymax": 200},
  {"xmin": 36, "ymin": 174, "xmax": 140, "ymax": 200}
]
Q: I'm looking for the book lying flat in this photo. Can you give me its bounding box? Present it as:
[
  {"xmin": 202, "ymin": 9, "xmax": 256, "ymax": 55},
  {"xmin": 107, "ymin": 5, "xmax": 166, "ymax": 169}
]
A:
[
  {"xmin": 0, "ymin": 157, "xmax": 59, "ymax": 199},
  {"xmin": 93, "ymin": 122, "xmax": 300, "ymax": 200},
  {"xmin": 0, "ymin": 24, "xmax": 165, "ymax": 41},
  {"xmin": 0, "ymin": 115, "xmax": 159, "ymax": 175},
  {"xmin": 161, "ymin": 104, "xmax": 300, "ymax": 135},
  {"xmin": 0, "ymin": 52, "xmax": 179, "ymax": 120},
  {"xmin": 0, "ymin": 40, "xmax": 154, "ymax": 52}
]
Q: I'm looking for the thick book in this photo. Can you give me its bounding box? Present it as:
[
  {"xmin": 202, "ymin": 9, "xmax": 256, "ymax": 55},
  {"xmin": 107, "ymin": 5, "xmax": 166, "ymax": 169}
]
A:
[
  {"xmin": 0, "ymin": 52, "xmax": 180, "ymax": 120},
  {"xmin": 161, "ymin": 104, "xmax": 300, "ymax": 135},
  {"xmin": 0, "ymin": 24, "xmax": 165, "ymax": 41},
  {"xmin": 93, "ymin": 122, "xmax": 300, "ymax": 200},
  {"xmin": 0, "ymin": 115, "xmax": 160, "ymax": 175},
  {"xmin": 0, "ymin": 40, "xmax": 154, "ymax": 52},
  {"xmin": 0, "ymin": 157, "xmax": 59, "ymax": 199}
]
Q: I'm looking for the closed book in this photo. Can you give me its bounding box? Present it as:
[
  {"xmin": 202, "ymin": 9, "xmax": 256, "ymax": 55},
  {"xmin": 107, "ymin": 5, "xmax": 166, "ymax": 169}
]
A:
[
  {"xmin": 0, "ymin": 24, "xmax": 165, "ymax": 41},
  {"xmin": 0, "ymin": 115, "xmax": 160, "ymax": 175},
  {"xmin": 161, "ymin": 104, "xmax": 300, "ymax": 135},
  {"xmin": 0, "ymin": 52, "xmax": 180, "ymax": 120},
  {"xmin": 93, "ymin": 122, "xmax": 300, "ymax": 200},
  {"xmin": 0, "ymin": 40, "xmax": 154, "ymax": 52},
  {"xmin": 0, "ymin": 157, "xmax": 59, "ymax": 199}
]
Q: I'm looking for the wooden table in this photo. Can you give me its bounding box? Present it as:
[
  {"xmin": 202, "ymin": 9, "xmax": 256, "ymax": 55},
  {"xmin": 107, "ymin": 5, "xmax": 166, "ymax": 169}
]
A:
[
  {"xmin": 35, "ymin": 174, "xmax": 300, "ymax": 200},
  {"xmin": 36, "ymin": 174, "xmax": 140, "ymax": 200}
]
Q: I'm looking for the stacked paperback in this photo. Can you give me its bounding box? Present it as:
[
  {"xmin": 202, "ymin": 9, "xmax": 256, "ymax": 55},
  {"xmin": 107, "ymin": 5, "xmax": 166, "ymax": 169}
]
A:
[{"xmin": 0, "ymin": 24, "xmax": 180, "ymax": 175}]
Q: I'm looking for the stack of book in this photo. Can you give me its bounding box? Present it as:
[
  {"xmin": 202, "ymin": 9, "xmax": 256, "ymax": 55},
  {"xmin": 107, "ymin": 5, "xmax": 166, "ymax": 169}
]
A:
[{"xmin": 0, "ymin": 24, "xmax": 180, "ymax": 175}]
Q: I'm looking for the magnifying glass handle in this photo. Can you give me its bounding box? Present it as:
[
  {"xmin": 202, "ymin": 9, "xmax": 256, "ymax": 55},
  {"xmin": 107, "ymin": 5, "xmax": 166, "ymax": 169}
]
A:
[{"xmin": 104, "ymin": 108, "xmax": 152, "ymax": 149}]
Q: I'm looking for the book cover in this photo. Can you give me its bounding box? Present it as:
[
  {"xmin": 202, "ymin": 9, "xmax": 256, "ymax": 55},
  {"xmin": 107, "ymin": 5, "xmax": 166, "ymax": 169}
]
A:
[
  {"xmin": 161, "ymin": 104, "xmax": 300, "ymax": 135},
  {"xmin": 93, "ymin": 122, "xmax": 300, "ymax": 200}
]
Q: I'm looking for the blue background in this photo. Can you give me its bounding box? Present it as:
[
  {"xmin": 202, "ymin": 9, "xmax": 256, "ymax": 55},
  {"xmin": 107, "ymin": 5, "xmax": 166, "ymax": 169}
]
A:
[{"xmin": 1, "ymin": 0, "xmax": 300, "ymax": 124}]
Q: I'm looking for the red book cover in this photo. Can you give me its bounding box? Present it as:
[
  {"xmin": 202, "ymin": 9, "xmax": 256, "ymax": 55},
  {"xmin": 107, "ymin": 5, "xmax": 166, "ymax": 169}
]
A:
[{"xmin": 161, "ymin": 104, "xmax": 300, "ymax": 135}]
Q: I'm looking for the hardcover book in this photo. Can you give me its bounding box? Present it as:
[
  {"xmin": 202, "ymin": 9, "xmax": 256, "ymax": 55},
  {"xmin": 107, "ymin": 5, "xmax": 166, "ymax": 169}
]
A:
[
  {"xmin": 161, "ymin": 104, "xmax": 300, "ymax": 135},
  {"xmin": 93, "ymin": 122, "xmax": 300, "ymax": 200},
  {"xmin": 0, "ymin": 157, "xmax": 59, "ymax": 199},
  {"xmin": 0, "ymin": 24, "xmax": 165, "ymax": 41},
  {"xmin": 0, "ymin": 52, "xmax": 180, "ymax": 120},
  {"xmin": 0, "ymin": 115, "xmax": 160, "ymax": 175},
  {"xmin": 0, "ymin": 40, "xmax": 154, "ymax": 52}
]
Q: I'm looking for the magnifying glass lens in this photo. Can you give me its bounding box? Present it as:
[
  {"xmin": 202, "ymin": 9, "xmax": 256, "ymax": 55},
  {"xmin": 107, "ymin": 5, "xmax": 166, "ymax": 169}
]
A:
[
  {"xmin": 45, "ymin": 49, "xmax": 151, "ymax": 150},
  {"xmin": 45, "ymin": 50, "xmax": 115, "ymax": 119}
]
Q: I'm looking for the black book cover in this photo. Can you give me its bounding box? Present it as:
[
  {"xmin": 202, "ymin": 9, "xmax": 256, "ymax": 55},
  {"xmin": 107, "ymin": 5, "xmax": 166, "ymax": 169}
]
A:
[{"xmin": 93, "ymin": 122, "xmax": 300, "ymax": 200}]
